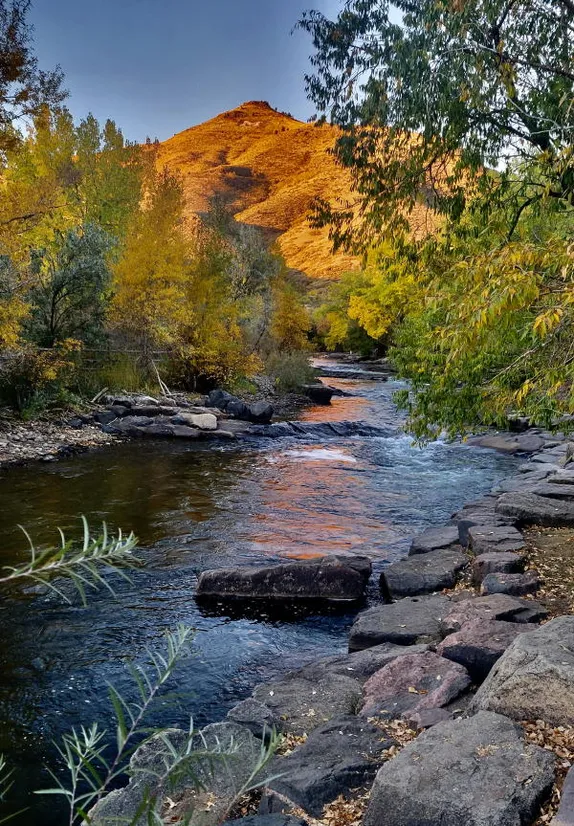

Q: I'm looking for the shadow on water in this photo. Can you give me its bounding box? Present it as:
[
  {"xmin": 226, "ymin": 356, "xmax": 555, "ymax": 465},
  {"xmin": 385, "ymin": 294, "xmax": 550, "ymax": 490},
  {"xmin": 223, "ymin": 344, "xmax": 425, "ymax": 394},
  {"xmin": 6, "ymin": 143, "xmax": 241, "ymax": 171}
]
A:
[{"xmin": 0, "ymin": 371, "xmax": 519, "ymax": 823}]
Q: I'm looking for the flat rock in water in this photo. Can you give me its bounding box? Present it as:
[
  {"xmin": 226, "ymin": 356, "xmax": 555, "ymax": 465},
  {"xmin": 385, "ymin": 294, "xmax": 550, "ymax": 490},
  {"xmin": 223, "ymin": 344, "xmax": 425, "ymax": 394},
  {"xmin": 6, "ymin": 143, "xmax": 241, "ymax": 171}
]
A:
[
  {"xmin": 380, "ymin": 548, "xmax": 468, "ymax": 600},
  {"xmin": 409, "ymin": 525, "xmax": 461, "ymax": 555},
  {"xmin": 89, "ymin": 722, "xmax": 266, "ymax": 826},
  {"xmin": 437, "ymin": 618, "xmax": 533, "ymax": 682},
  {"xmin": 468, "ymin": 525, "xmax": 526, "ymax": 554},
  {"xmin": 453, "ymin": 507, "xmax": 516, "ymax": 545},
  {"xmin": 261, "ymin": 715, "xmax": 395, "ymax": 818},
  {"xmin": 249, "ymin": 673, "xmax": 363, "ymax": 735},
  {"xmin": 466, "ymin": 434, "xmax": 524, "ymax": 453},
  {"xmin": 348, "ymin": 595, "xmax": 452, "ymax": 651},
  {"xmin": 359, "ymin": 651, "xmax": 471, "ymax": 719},
  {"xmin": 196, "ymin": 556, "xmax": 371, "ymax": 605},
  {"xmin": 363, "ymin": 711, "xmax": 555, "ymax": 826},
  {"xmin": 471, "ymin": 616, "xmax": 574, "ymax": 725},
  {"xmin": 471, "ymin": 551, "xmax": 526, "ymax": 584},
  {"xmin": 496, "ymin": 491, "xmax": 574, "ymax": 525},
  {"xmin": 291, "ymin": 642, "xmax": 430, "ymax": 685},
  {"xmin": 480, "ymin": 570, "xmax": 541, "ymax": 596},
  {"xmin": 440, "ymin": 594, "xmax": 548, "ymax": 634},
  {"xmin": 172, "ymin": 412, "xmax": 218, "ymax": 431}
]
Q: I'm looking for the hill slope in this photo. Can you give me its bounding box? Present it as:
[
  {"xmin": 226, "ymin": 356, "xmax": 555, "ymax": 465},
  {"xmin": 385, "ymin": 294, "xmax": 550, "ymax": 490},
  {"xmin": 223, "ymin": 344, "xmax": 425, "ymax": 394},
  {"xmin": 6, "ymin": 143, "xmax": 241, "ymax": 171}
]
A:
[{"xmin": 157, "ymin": 101, "xmax": 359, "ymax": 280}]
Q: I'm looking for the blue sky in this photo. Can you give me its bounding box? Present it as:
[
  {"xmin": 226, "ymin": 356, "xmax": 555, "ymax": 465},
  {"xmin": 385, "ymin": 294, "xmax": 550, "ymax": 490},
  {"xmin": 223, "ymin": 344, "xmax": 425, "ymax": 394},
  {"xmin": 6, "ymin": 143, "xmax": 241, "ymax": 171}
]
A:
[{"xmin": 29, "ymin": 0, "xmax": 343, "ymax": 142}]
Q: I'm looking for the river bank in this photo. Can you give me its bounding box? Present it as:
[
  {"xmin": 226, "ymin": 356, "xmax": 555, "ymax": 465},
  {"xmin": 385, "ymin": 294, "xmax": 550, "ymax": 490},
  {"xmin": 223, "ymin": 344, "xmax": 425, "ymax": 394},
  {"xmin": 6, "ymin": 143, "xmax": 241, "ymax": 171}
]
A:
[{"xmin": 87, "ymin": 427, "xmax": 574, "ymax": 826}]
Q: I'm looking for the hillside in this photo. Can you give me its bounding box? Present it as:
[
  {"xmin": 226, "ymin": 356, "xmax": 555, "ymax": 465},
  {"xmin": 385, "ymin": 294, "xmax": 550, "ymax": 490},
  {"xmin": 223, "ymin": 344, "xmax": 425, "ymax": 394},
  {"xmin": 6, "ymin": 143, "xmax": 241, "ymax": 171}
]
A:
[{"xmin": 156, "ymin": 101, "xmax": 360, "ymax": 280}]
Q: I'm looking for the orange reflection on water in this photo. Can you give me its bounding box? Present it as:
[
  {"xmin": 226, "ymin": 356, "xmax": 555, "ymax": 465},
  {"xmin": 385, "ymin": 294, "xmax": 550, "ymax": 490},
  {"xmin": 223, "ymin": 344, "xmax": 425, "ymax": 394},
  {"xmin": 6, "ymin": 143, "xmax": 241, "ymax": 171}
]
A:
[{"xmin": 299, "ymin": 378, "xmax": 375, "ymax": 423}]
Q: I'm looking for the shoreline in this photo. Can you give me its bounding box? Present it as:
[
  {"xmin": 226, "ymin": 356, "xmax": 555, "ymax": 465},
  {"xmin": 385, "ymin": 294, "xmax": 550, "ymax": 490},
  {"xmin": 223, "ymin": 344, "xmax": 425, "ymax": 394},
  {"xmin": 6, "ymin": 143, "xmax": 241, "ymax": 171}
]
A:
[{"xmin": 89, "ymin": 427, "xmax": 574, "ymax": 826}]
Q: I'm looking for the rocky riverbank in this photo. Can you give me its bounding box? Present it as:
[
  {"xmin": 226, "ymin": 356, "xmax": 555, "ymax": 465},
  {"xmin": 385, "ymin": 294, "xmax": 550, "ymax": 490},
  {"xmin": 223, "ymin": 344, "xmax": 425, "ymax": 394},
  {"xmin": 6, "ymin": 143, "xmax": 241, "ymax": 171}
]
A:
[{"xmin": 87, "ymin": 429, "xmax": 574, "ymax": 826}]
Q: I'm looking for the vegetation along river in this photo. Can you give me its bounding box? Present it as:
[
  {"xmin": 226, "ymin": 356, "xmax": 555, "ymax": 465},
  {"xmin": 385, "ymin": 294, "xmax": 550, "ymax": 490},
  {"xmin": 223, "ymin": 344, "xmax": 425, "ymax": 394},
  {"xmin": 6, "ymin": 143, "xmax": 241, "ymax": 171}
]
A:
[{"xmin": 0, "ymin": 362, "xmax": 519, "ymax": 824}]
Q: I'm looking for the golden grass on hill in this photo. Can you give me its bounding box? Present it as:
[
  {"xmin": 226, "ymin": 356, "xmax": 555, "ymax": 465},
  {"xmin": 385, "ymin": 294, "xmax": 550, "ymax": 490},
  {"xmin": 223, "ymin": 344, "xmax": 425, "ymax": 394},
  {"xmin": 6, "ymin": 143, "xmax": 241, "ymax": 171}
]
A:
[{"xmin": 156, "ymin": 101, "xmax": 361, "ymax": 280}]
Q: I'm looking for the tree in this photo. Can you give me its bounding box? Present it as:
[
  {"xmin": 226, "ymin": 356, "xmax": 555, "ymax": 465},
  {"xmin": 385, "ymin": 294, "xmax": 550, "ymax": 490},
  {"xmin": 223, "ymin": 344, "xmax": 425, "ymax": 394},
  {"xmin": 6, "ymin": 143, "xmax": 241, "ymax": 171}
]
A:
[
  {"xmin": 300, "ymin": 0, "xmax": 574, "ymax": 249},
  {"xmin": 26, "ymin": 223, "xmax": 114, "ymax": 347},
  {"xmin": 270, "ymin": 279, "xmax": 311, "ymax": 352},
  {"xmin": 0, "ymin": 0, "xmax": 65, "ymax": 157}
]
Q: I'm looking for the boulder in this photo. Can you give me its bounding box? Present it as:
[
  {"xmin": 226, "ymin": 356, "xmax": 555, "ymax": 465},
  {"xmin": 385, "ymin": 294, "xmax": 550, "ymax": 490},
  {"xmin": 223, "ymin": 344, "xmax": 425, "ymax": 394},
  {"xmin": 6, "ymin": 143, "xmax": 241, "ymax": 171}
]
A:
[
  {"xmin": 249, "ymin": 401, "xmax": 274, "ymax": 424},
  {"xmin": 466, "ymin": 434, "xmax": 524, "ymax": 453},
  {"xmin": 496, "ymin": 491, "xmax": 574, "ymax": 526},
  {"xmin": 359, "ymin": 651, "xmax": 471, "ymax": 719},
  {"xmin": 468, "ymin": 525, "xmax": 526, "ymax": 555},
  {"xmin": 302, "ymin": 384, "xmax": 334, "ymax": 405},
  {"xmin": 453, "ymin": 507, "xmax": 516, "ymax": 545},
  {"xmin": 261, "ymin": 716, "xmax": 395, "ymax": 818},
  {"xmin": 471, "ymin": 616, "xmax": 574, "ymax": 725},
  {"xmin": 471, "ymin": 551, "xmax": 526, "ymax": 584},
  {"xmin": 88, "ymin": 722, "xmax": 266, "ymax": 826},
  {"xmin": 362, "ymin": 712, "xmax": 555, "ymax": 826},
  {"xmin": 196, "ymin": 556, "xmax": 371, "ymax": 605},
  {"xmin": 291, "ymin": 642, "xmax": 430, "ymax": 685},
  {"xmin": 409, "ymin": 525, "xmax": 460, "ymax": 555},
  {"xmin": 437, "ymin": 618, "xmax": 533, "ymax": 682},
  {"xmin": 380, "ymin": 548, "xmax": 468, "ymax": 600},
  {"xmin": 550, "ymin": 764, "xmax": 574, "ymax": 826},
  {"xmin": 440, "ymin": 594, "xmax": 548, "ymax": 634},
  {"xmin": 227, "ymin": 698, "xmax": 277, "ymax": 738},
  {"xmin": 348, "ymin": 595, "xmax": 452, "ymax": 651},
  {"xmin": 480, "ymin": 570, "xmax": 541, "ymax": 596},
  {"xmin": 172, "ymin": 412, "xmax": 218, "ymax": 431},
  {"xmin": 250, "ymin": 673, "xmax": 363, "ymax": 735}
]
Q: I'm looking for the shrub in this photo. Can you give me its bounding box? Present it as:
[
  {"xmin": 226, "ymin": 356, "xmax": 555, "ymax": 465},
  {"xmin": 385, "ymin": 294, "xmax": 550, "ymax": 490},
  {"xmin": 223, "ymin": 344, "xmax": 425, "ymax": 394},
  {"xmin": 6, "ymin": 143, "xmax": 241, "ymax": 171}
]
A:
[{"xmin": 265, "ymin": 349, "xmax": 315, "ymax": 391}]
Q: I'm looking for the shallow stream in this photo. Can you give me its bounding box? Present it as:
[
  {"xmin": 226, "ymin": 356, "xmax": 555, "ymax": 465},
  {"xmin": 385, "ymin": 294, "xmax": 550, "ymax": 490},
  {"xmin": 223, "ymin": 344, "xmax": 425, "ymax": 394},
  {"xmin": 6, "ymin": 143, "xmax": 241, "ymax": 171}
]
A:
[{"xmin": 0, "ymin": 363, "xmax": 518, "ymax": 823}]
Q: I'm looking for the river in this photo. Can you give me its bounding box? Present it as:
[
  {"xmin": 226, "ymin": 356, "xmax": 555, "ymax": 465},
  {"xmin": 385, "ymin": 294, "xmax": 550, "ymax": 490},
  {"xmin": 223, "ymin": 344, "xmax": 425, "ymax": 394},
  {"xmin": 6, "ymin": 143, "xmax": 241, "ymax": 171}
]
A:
[{"xmin": 0, "ymin": 363, "xmax": 518, "ymax": 824}]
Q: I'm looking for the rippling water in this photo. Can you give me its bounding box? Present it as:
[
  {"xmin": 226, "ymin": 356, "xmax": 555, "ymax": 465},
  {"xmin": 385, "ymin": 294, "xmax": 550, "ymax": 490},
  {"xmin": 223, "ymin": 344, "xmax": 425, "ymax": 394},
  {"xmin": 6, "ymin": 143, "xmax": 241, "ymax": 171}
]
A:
[{"xmin": 0, "ymin": 368, "xmax": 518, "ymax": 823}]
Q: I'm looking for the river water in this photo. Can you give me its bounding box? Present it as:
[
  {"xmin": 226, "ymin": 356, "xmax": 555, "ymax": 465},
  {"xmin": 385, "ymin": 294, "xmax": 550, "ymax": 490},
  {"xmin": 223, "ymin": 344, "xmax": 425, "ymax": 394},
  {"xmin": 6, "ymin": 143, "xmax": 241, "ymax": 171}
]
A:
[{"xmin": 0, "ymin": 364, "xmax": 518, "ymax": 823}]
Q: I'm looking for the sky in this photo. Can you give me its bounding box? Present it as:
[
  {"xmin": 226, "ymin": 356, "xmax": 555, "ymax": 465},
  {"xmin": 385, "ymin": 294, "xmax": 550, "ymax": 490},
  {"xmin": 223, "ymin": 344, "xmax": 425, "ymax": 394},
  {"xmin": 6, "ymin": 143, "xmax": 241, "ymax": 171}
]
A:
[{"xmin": 29, "ymin": 0, "xmax": 343, "ymax": 143}]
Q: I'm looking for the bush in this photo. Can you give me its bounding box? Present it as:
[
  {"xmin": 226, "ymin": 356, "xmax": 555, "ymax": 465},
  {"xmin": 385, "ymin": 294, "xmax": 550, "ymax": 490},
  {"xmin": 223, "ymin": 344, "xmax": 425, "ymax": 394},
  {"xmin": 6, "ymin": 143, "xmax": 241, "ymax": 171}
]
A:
[
  {"xmin": 0, "ymin": 340, "xmax": 81, "ymax": 414},
  {"xmin": 265, "ymin": 350, "xmax": 315, "ymax": 392}
]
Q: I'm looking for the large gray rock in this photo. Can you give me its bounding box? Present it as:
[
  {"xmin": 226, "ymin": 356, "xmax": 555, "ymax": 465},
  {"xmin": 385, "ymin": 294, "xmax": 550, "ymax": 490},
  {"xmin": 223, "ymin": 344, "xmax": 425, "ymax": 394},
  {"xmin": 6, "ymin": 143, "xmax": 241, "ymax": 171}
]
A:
[
  {"xmin": 468, "ymin": 525, "xmax": 526, "ymax": 555},
  {"xmin": 440, "ymin": 594, "xmax": 548, "ymax": 634},
  {"xmin": 359, "ymin": 651, "xmax": 471, "ymax": 719},
  {"xmin": 471, "ymin": 616, "xmax": 574, "ymax": 725},
  {"xmin": 480, "ymin": 570, "xmax": 541, "ymax": 597},
  {"xmin": 363, "ymin": 712, "xmax": 555, "ymax": 826},
  {"xmin": 89, "ymin": 722, "xmax": 266, "ymax": 826},
  {"xmin": 249, "ymin": 401, "xmax": 274, "ymax": 424},
  {"xmin": 409, "ymin": 525, "xmax": 460, "ymax": 555},
  {"xmin": 196, "ymin": 556, "xmax": 371, "ymax": 605},
  {"xmin": 437, "ymin": 618, "xmax": 533, "ymax": 682},
  {"xmin": 173, "ymin": 412, "xmax": 218, "ymax": 431},
  {"xmin": 291, "ymin": 642, "xmax": 430, "ymax": 685},
  {"xmin": 248, "ymin": 672, "xmax": 363, "ymax": 735},
  {"xmin": 261, "ymin": 716, "xmax": 395, "ymax": 817},
  {"xmin": 349, "ymin": 595, "xmax": 452, "ymax": 651},
  {"xmin": 471, "ymin": 551, "xmax": 526, "ymax": 584},
  {"xmin": 496, "ymin": 491, "xmax": 574, "ymax": 526},
  {"xmin": 380, "ymin": 548, "xmax": 468, "ymax": 599},
  {"xmin": 550, "ymin": 764, "xmax": 574, "ymax": 826},
  {"xmin": 302, "ymin": 384, "xmax": 334, "ymax": 405}
]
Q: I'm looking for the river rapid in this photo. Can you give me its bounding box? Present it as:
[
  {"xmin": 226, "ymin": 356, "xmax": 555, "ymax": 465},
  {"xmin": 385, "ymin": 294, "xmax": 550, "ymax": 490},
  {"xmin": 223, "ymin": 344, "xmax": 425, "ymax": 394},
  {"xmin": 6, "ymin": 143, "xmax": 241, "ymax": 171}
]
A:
[{"xmin": 0, "ymin": 363, "xmax": 518, "ymax": 823}]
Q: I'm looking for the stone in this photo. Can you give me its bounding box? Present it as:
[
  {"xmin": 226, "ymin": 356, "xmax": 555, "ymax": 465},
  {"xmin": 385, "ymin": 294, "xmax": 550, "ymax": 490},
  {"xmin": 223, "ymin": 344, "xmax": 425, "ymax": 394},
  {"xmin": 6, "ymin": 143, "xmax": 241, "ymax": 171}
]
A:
[
  {"xmin": 550, "ymin": 764, "xmax": 574, "ymax": 826},
  {"xmin": 468, "ymin": 525, "xmax": 526, "ymax": 554},
  {"xmin": 380, "ymin": 548, "xmax": 468, "ymax": 600},
  {"xmin": 437, "ymin": 618, "xmax": 533, "ymax": 682},
  {"xmin": 292, "ymin": 643, "xmax": 430, "ymax": 685},
  {"xmin": 224, "ymin": 818, "xmax": 308, "ymax": 826},
  {"xmin": 249, "ymin": 401, "xmax": 274, "ymax": 424},
  {"xmin": 409, "ymin": 525, "xmax": 460, "ymax": 555},
  {"xmin": 496, "ymin": 491, "xmax": 574, "ymax": 526},
  {"xmin": 363, "ymin": 711, "xmax": 555, "ymax": 826},
  {"xmin": 250, "ymin": 673, "xmax": 363, "ymax": 735},
  {"xmin": 480, "ymin": 570, "xmax": 541, "ymax": 596},
  {"xmin": 440, "ymin": 594, "xmax": 548, "ymax": 634},
  {"xmin": 359, "ymin": 651, "xmax": 471, "ymax": 719},
  {"xmin": 302, "ymin": 384, "xmax": 334, "ymax": 405},
  {"xmin": 227, "ymin": 698, "xmax": 277, "ymax": 738},
  {"xmin": 348, "ymin": 595, "xmax": 452, "ymax": 651},
  {"xmin": 261, "ymin": 716, "xmax": 395, "ymax": 817},
  {"xmin": 515, "ymin": 434, "xmax": 547, "ymax": 452},
  {"xmin": 173, "ymin": 412, "xmax": 218, "ymax": 431},
  {"xmin": 88, "ymin": 722, "xmax": 267, "ymax": 826},
  {"xmin": 453, "ymin": 507, "xmax": 516, "ymax": 545},
  {"xmin": 471, "ymin": 551, "xmax": 526, "ymax": 584},
  {"xmin": 471, "ymin": 616, "xmax": 574, "ymax": 725},
  {"xmin": 196, "ymin": 556, "xmax": 371, "ymax": 605},
  {"xmin": 466, "ymin": 434, "xmax": 523, "ymax": 453}
]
